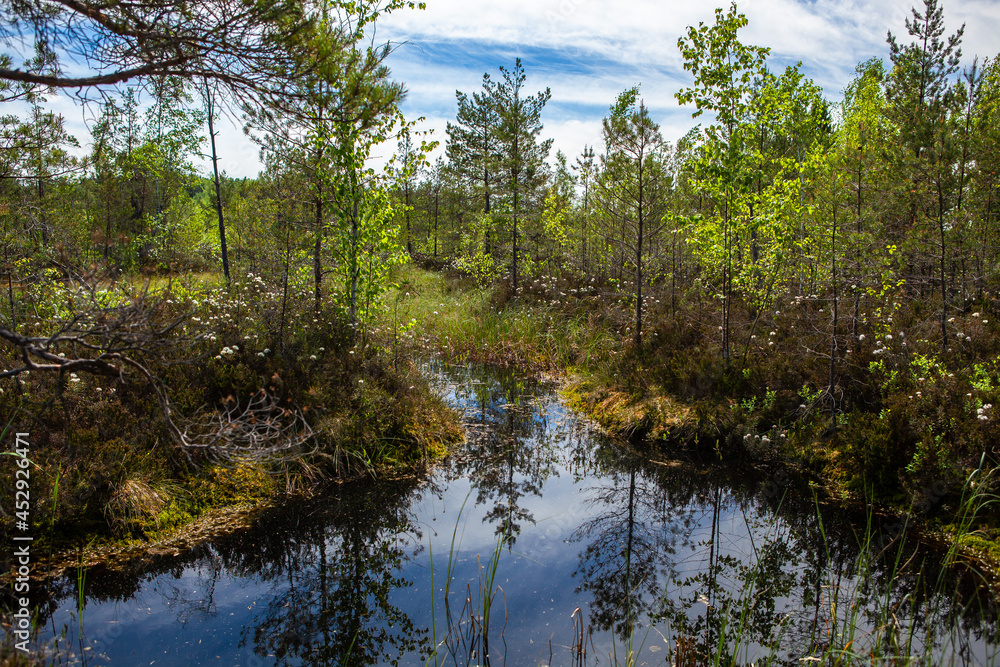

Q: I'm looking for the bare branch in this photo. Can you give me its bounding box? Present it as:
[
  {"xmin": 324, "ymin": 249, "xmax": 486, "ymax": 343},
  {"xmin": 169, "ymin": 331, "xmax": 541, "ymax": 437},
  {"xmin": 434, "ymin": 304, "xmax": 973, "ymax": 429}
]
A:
[
  {"xmin": 182, "ymin": 390, "xmax": 316, "ymax": 464},
  {"xmin": 0, "ymin": 284, "xmax": 312, "ymax": 463}
]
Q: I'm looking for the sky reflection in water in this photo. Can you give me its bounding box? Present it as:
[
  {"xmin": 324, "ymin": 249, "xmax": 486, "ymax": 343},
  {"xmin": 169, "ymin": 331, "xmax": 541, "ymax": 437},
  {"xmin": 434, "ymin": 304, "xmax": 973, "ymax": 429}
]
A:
[{"xmin": 34, "ymin": 361, "xmax": 1000, "ymax": 665}]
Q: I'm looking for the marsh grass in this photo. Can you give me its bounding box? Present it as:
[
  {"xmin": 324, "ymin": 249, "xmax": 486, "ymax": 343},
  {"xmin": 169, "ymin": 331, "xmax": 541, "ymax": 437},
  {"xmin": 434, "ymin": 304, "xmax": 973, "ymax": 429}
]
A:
[
  {"xmin": 427, "ymin": 494, "xmax": 511, "ymax": 667},
  {"xmin": 385, "ymin": 265, "xmax": 618, "ymax": 373},
  {"xmin": 676, "ymin": 471, "xmax": 1000, "ymax": 667},
  {"xmin": 103, "ymin": 474, "xmax": 175, "ymax": 534}
]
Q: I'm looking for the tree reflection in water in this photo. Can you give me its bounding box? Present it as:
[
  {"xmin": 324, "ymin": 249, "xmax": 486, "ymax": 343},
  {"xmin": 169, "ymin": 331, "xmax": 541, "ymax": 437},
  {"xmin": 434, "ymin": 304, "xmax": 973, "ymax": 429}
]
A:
[
  {"xmin": 242, "ymin": 483, "xmax": 428, "ymax": 665},
  {"xmin": 570, "ymin": 454, "xmax": 678, "ymax": 639},
  {"xmin": 25, "ymin": 361, "xmax": 1000, "ymax": 666},
  {"xmin": 438, "ymin": 363, "xmax": 559, "ymax": 545}
]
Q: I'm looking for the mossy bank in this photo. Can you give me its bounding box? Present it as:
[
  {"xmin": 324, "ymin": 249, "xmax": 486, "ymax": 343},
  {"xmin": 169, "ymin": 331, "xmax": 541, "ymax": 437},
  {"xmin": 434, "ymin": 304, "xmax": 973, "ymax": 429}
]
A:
[{"xmin": 0, "ymin": 271, "xmax": 464, "ymax": 573}]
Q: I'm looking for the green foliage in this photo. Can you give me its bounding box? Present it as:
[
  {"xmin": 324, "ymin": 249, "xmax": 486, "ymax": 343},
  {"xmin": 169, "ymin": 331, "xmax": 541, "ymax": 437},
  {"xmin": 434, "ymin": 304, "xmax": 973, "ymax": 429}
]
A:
[
  {"xmin": 540, "ymin": 189, "xmax": 570, "ymax": 251},
  {"xmin": 842, "ymin": 411, "xmax": 904, "ymax": 497},
  {"xmin": 317, "ymin": 113, "xmax": 414, "ymax": 327},
  {"xmin": 675, "ymin": 3, "xmax": 770, "ymax": 131},
  {"xmin": 455, "ymin": 211, "xmax": 503, "ymax": 288}
]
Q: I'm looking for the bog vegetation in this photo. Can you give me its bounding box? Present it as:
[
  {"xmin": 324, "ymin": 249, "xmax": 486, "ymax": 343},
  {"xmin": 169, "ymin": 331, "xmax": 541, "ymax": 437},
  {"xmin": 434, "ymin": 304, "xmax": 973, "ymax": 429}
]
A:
[{"xmin": 1, "ymin": 0, "xmax": 999, "ymax": 562}]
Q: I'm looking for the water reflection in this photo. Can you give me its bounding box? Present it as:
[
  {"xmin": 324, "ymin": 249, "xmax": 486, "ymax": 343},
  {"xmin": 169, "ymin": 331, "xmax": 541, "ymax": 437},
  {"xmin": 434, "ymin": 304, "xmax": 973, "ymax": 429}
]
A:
[
  {"xmin": 440, "ymin": 368, "xmax": 559, "ymax": 544},
  {"xmin": 571, "ymin": 456, "xmax": 678, "ymax": 639},
  {"xmin": 241, "ymin": 483, "xmax": 427, "ymax": 665},
  {"xmin": 22, "ymin": 360, "xmax": 1000, "ymax": 665}
]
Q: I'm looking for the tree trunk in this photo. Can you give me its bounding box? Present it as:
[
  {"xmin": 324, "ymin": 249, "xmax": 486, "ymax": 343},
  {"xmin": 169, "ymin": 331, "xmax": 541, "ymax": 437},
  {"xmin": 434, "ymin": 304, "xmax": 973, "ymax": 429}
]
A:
[
  {"xmin": 829, "ymin": 202, "xmax": 839, "ymax": 428},
  {"xmin": 314, "ymin": 192, "xmax": 323, "ymax": 312},
  {"xmin": 205, "ymin": 84, "xmax": 230, "ymax": 283},
  {"xmin": 635, "ymin": 155, "xmax": 644, "ymax": 349}
]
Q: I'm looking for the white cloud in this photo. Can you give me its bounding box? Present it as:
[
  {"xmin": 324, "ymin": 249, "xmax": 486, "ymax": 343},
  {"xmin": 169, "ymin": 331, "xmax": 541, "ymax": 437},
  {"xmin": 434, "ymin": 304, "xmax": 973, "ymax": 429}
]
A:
[
  {"xmin": 378, "ymin": 0, "xmax": 997, "ymax": 168},
  {"xmin": 21, "ymin": 0, "xmax": 999, "ymax": 178}
]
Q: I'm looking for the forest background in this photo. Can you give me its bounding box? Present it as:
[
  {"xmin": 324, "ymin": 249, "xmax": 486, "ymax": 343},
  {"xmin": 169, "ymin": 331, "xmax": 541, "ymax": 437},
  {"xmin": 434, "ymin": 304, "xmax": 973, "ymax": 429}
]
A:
[{"xmin": 2, "ymin": 0, "xmax": 1000, "ymax": 563}]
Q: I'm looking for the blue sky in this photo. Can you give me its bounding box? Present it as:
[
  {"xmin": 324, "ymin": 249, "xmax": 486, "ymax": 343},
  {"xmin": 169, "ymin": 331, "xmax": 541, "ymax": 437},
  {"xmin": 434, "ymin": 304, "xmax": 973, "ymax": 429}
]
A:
[
  {"xmin": 33, "ymin": 0, "xmax": 999, "ymax": 178},
  {"xmin": 366, "ymin": 0, "xmax": 1000, "ymax": 173}
]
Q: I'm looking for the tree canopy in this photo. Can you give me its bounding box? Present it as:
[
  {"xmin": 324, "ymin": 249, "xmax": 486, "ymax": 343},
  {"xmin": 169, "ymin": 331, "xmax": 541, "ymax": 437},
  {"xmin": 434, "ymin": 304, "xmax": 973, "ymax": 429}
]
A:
[{"xmin": 0, "ymin": 0, "xmax": 421, "ymax": 105}]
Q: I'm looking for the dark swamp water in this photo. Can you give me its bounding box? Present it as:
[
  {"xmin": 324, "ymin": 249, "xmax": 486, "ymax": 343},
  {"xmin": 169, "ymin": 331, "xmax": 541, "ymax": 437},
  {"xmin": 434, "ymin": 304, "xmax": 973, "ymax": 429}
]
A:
[{"xmin": 23, "ymin": 362, "xmax": 1000, "ymax": 665}]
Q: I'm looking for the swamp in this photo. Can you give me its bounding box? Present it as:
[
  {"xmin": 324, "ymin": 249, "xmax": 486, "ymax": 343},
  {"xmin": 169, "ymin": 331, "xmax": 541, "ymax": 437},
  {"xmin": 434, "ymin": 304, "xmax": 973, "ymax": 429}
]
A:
[{"xmin": 3, "ymin": 0, "xmax": 1000, "ymax": 664}]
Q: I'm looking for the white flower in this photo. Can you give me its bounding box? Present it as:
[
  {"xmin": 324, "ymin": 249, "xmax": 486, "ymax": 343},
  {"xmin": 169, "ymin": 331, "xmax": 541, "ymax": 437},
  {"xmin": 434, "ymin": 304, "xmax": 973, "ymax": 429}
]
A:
[
  {"xmin": 309, "ymin": 355, "xmax": 317, "ymax": 360},
  {"xmin": 973, "ymin": 312, "xmax": 981, "ymax": 317},
  {"xmin": 858, "ymin": 334, "xmax": 865, "ymax": 341},
  {"xmin": 257, "ymin": 352, "xmax": 265, "ymax": 358}
]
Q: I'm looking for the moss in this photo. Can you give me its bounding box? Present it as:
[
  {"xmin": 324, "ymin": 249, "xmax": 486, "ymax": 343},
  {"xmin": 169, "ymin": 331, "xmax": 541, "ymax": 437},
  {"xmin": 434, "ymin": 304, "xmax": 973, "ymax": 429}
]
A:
[
  {"xmin": 561, "ymin": 377, "xmax": 695, "ymax": 444},
  {"xmin": 955, "ymin": 534, "xmax": 1000, "ymax": 566},
  {"xmin": 154, "ymin": 500, "xmax": 197, "ymax": 533},
  {"xmin": 201, "ymin": 463, "xmax": 275, "ymax": 506}
]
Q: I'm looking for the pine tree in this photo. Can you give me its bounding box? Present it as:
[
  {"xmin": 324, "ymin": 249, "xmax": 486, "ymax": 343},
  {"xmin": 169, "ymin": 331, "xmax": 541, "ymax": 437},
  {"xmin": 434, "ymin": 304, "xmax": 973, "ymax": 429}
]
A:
[
  {"xmin": 446, "ymin": 83, "xmax": 501, "ymax": 218},
  {"xmin": 597, "ymin": 88, "xmax": 670, "ymax": 349},
  {"xmin": 486, "ymin": 58, "xmax": 552, "ymax": 294},
  {"xmin": 886, "ymin": 0, "xmax": 965, "ymax": 353}
]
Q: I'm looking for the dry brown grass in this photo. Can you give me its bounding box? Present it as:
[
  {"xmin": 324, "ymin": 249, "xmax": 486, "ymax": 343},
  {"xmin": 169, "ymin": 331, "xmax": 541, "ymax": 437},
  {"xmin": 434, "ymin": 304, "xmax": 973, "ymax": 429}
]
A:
[{"xmin": 103, "ymin": 475, "xmax": 172, "ymax": 533}]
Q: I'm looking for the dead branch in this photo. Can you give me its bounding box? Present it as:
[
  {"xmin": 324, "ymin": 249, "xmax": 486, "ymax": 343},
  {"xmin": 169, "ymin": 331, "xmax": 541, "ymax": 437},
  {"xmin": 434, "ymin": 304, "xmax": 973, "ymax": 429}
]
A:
[
  {"xmin": 182, "ymin": 390, "xmax": 316, "ymax": 464},
  {"xmin": 0, "ymin": 285, "xmax": 314, "ymax": 463}
]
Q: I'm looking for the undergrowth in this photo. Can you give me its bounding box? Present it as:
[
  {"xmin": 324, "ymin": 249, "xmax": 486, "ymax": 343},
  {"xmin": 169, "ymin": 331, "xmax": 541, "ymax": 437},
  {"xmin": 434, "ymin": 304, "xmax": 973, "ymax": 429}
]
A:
[{"xmin": 0, "ymin": 268, "xmax": 464, "ymax": 555}]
